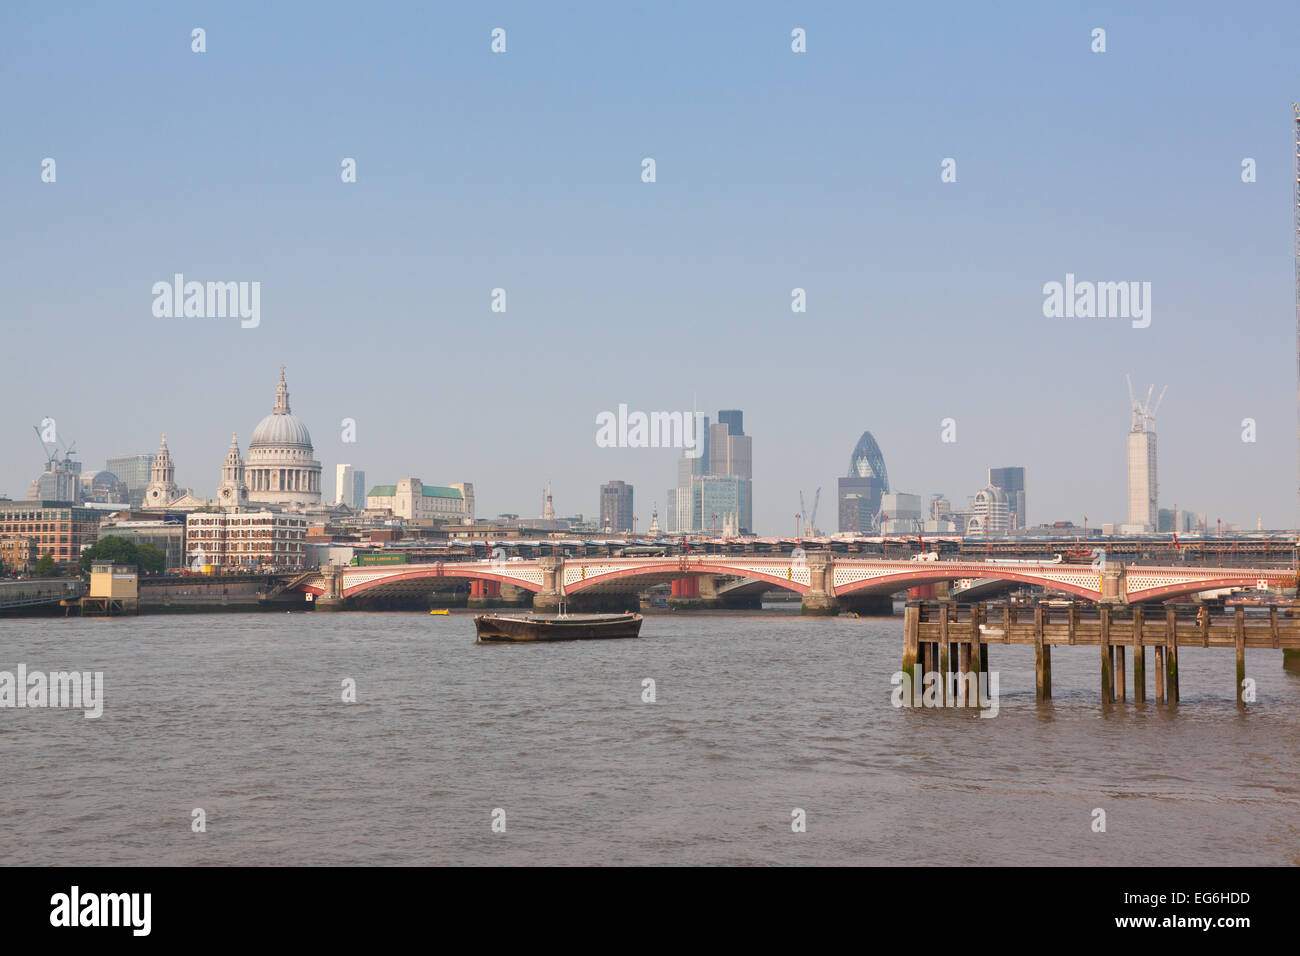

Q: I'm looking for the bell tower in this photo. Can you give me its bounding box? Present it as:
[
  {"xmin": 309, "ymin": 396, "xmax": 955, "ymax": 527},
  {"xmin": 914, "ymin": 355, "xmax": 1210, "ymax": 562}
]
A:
[
  {"xmin": 143, "ymin": 433, "xmax": 181, "ymax": 509},
  {"xmin": 216, "ymin": 433, "xmax": 249, "ymax": 511}
]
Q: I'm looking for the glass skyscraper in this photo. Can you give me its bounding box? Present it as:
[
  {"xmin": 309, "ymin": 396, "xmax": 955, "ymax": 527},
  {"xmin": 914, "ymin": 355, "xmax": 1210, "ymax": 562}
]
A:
[{"xmin": 838, "ymin": 431, "xmax": 890, "ymax": 533}]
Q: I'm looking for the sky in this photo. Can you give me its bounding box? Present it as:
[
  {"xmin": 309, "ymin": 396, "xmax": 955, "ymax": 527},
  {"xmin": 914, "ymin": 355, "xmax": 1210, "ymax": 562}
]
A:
[{"xmin": 2, "ymin": 1, "xmax": 1299, "ymax": 534}]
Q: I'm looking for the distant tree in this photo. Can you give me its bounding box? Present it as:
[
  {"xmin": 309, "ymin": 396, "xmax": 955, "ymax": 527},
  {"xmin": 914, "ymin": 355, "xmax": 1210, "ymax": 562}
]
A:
[
  {"xmin": 79, "ymin": 536, "xmax": 140, "ymax": 573},
  {"xmin": 34, "ymin": 554, "xmax": 56, "ymax": 577},
  {"xmin": 135, "ymin": 543, "xmax": 166, "ymax": 575}
]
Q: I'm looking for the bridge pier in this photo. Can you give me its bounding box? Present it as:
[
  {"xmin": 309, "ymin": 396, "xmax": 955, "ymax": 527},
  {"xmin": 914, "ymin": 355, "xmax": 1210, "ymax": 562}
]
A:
[
  {"xmin": 498, "ymin": 583, "xmax": 532, "ymax": 607},
  {"xmin": 800, "ymin": 553, "xmax": 839, "ymax": 616},
  {"xmin": 532, "ymin": 557, "xmax": 564, "ymax": 612},
  {"xmin": 467, "ymin": 578, "xmax": 510, "ymax": 609},
  {"xmin": 667, "ymin": 576, "xmax": 721, "ymax": 610},
  {"xmin": 314, "ymin": 564, "xmax": 347, "ymax": 612}
]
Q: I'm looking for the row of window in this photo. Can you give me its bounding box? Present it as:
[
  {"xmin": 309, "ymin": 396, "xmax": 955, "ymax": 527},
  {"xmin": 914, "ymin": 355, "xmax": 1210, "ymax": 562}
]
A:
[{"xmin": 189, "ymin": 529, "xmax": 305, "ymax": 539}]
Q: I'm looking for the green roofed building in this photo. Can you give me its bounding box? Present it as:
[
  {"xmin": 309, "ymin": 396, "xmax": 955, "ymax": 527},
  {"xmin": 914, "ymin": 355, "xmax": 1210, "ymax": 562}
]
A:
[{"xmin": 365, "ymin": 479, "xmax": 474, "ymax": 524}]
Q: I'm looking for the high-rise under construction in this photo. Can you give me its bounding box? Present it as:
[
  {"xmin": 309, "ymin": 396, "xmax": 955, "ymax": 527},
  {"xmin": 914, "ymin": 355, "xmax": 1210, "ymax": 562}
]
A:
[{"xmin": 1126, "ymin": 378, "xmax": 1166, "ymax": 531}]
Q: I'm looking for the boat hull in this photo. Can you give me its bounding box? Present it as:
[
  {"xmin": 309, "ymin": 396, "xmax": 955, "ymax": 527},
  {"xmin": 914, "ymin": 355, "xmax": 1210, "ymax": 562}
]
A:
[{"xmin": 475, "ymin": 612, "xmax": 643, "ymax": 643}]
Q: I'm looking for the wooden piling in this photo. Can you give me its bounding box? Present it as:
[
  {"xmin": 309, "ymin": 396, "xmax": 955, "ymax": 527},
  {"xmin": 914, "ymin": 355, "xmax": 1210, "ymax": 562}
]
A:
[
  {"xmin": 1235, "ymin": 605, "xmax": 1246, "ymax": 706},
  {"xmin": 939, "ymin": 602, "xmax": 951, "ymax": 707},
  {"xmin": 1099, "ymin": 604, "xmax": 1113, "ymax": 702},
  {"xmin": 1115, "ymin": 644, "xmax": 1126, "ymax": 701},
  {"xmin": 1033, "ymin": 602, "xmax": 1050, "ymax": 701},
  {"xmin": 904, "ymin": 596, "xmax": 1300, "ymax": 709},
  {"xmin": 903, "ymin": 602, "xmax": 920, "ymax": 688},
  {"xmin": 958, "ymin": 642, "xmax": 970, "ymax": 707},
  {"xmin": 1166, "ymin": 612, "xmax": 1179, "ymax": 704},
  {"xmin": 1134, "ymin": 643, "xmax": 1146, "ymax": 702},
  {"xmin": 1154, "ymin": 644, "xmax": 1166, "ymax": 703}
]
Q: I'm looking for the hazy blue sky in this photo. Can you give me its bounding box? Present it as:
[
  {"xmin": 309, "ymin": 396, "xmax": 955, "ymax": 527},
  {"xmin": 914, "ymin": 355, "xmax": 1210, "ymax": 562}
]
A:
[{"xmin": 3, "ymin": 2, "xmax": 1299, "ymax": 533}]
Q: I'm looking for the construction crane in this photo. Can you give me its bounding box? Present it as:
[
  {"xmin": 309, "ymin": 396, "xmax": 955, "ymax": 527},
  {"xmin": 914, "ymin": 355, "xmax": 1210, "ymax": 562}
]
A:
[
  {"xmin": 32, "ymin": 424, "xmax": 75, "ymax": 467},
  {"xmin": 1126, "ymin": 375, "xmax": 1166, "ymax": 432},
  {"xmin": 799, "ymin": 488, "xmax": 821, "ymax": 538}
]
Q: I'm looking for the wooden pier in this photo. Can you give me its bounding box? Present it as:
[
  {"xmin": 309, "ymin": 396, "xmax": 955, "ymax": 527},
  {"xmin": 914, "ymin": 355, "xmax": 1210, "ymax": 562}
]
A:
[{"xmin": 903, "ymin": 600, "xmax": 1300, "ymax": 705}]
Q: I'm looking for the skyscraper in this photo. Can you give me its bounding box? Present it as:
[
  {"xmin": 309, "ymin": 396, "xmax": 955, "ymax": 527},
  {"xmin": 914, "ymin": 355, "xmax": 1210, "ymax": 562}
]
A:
[
  {"xmin": 988, "ymin": 467, "xmax": 1026, "ymax": 529},
  {"xmin": 1127, "ymin": 429, "xmax": 1157, "ymax": 530},
  {"xmin": 708, "ymin": 417, "xmax": 752, "ymax": 533},
  {"xmin": 335, "ymin": 464, "xmax": 366, "ymax": 510},
  {"xmin": 1125, "ymin": 381, "xmax": 1165, "ymax": 531},
  {"xmin": 838, "ymin": 431, "xmax": 890, "ymax": 533},
  {"xmin": 668, "ymin": 407, "xmax": 754, "ymax": 534},
  {"xmin": 672, "ymin": 414, "xmax": 708, "ymax": 533},
  {"xmin": 600, "ymin": 480, "xmax": 634, "ymax": 533},
  {"xmin": 717, "ymin": 409, "xmax": 744, "ymax": 436}
]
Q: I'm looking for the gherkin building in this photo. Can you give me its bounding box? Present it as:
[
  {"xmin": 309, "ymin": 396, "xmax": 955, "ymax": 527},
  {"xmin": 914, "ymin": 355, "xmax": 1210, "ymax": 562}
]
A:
[{"xmin": 838, "ymin": 431, "xmax": 890, "ymax": 533}]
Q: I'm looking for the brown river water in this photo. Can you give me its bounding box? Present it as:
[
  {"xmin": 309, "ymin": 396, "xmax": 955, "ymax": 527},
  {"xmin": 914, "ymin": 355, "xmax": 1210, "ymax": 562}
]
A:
[{"xmin": 1, "ymin": 608, "xmax": 1297, "ymax": 865}]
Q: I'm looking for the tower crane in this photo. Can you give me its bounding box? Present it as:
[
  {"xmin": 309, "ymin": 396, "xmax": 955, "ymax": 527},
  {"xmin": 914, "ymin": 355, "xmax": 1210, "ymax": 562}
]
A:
[{"xmin": 799, "ymin": 488, "xmax": 822, "ymax": 538}]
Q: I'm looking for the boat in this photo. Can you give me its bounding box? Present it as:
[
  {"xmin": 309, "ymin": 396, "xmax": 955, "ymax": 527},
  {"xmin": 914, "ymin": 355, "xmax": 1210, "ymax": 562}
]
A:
[
  {"xmin": 429, "ymin": 609, "xmax": 450, "ymax": 615},
  {"xmin": 474, "ymin": 611, "xmax": 643, "ymax": 643}
]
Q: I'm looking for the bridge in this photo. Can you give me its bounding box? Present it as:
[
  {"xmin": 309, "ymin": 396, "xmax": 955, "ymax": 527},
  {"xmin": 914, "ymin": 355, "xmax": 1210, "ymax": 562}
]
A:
[
  {"xmin": 0, "ymin": 578, "xmax": 85, "ymax": 613},
  {"xmin": 297, "ymin": 555, "xmax": 1298, "ymax": 614}
]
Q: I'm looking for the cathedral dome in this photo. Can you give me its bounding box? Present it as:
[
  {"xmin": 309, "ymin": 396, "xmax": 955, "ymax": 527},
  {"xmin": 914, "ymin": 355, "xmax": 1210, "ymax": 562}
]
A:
[
  {"xmin": 250, "ymin": 411, "xmax": 312, "ymax": 448},
  {"xmin": 242, "ymin": 367, "xmax": 322, "ymax": 507},
  {"xmin": 249, "ymin": 367, "xmax": 313, "ymax": 448}
]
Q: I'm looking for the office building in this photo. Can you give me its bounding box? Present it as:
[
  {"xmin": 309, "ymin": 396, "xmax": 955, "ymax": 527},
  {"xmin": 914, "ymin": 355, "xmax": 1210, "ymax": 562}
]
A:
[
  {"xmin": 966, "ymin": 486, "xmax": 1012, "ymax": 536},
  {"xmin": 79, "ymin": 470, "xmax": 128, "ymax": 504},
  {"xmin": 691, "ymin": 474, "xmax": 747, "ymax": 535},
  {"xmin": 0, "ymin": 500, "xmax": 102, "ymax": 568},
  {"xmin": 185, "ymin": 512, "xmax": 308, "ymax": 570},
  {"xmin": 600, "ymin": 480, "xmax": 634, "ymax": 533},
  {"xmin": 879, "ymin": 492, "xmax": 923, "ymax": 534},
  {"xmin": 838, "ymin": 431, "xmax": 890, "ymax": 533},
  {"xmin": 105, "ymin": 453, "xmax": 155, "ymax": 508},
  {"xmin": 717, "ymin": 410, "xmax": 744, "ymax": 436},
  {"xmin": 95, "ymin": 518, "xmax": 188, "ymax": 570},
  {"xmin": 366, "ymin": 479, "xmax": 474, "ymax": 523},
  {"xmin": 335, "ymin": 464, "xmax": 366, "ymax": 511},
  {"xmin": 28, "ymin": 453, "xmax": 82, "ymax": 503},
  {"xmin": 988, "ymin": 467, "xmax": 1026, "ymax": 529}
]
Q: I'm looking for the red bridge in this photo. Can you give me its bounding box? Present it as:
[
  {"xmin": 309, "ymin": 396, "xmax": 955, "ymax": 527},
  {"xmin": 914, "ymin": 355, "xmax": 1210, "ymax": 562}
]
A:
[{"xmin": 297, "ymin": 556, "xmax": 1297, "ymax": 613}]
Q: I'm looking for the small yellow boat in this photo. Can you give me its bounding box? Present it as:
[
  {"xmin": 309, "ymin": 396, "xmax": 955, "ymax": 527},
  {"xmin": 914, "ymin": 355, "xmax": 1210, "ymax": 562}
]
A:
[{"xmin": 429, "ymin": 609, "xmax": 450, "ymax": 615}]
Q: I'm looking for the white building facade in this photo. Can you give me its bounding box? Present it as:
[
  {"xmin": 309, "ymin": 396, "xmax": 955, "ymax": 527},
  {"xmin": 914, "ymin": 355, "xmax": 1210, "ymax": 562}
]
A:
[
  {"xmin": 365, "ymin": 479, "xmax": 474, "ymax": 523},
  {"xmin": 185, "ymin": 511, "xmax": 308, "ymax": 570}
]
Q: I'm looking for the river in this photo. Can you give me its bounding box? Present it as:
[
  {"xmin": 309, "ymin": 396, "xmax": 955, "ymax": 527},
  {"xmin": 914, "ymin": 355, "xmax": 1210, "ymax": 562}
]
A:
[{"xmin": 1, "ymin": 608, "xmax": 1297, "ymax": 865}]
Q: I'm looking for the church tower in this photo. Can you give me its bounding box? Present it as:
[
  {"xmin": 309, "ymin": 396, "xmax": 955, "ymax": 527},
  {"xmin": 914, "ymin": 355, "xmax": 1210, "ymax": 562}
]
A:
[
  {"xmin": 216, "ymin": 433, "xmax": 250, "ymax": 511},
  {"xmin": 143, "ymin": 433, "xmax": 181, "ymax": 509}
]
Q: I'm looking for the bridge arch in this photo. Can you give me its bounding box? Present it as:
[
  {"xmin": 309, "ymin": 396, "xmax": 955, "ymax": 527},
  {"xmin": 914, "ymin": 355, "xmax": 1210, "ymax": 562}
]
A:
[
  {"xmin": 563, "ymin": 560, "xmax": 812, "ymax": 595},
  {"xmin": 341, "ymin": 565, "xmax": 543, "ymax": 599},
  {"xmin": 833, "ymin": 568, "xmax": 1102, "ymax": 601}
]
